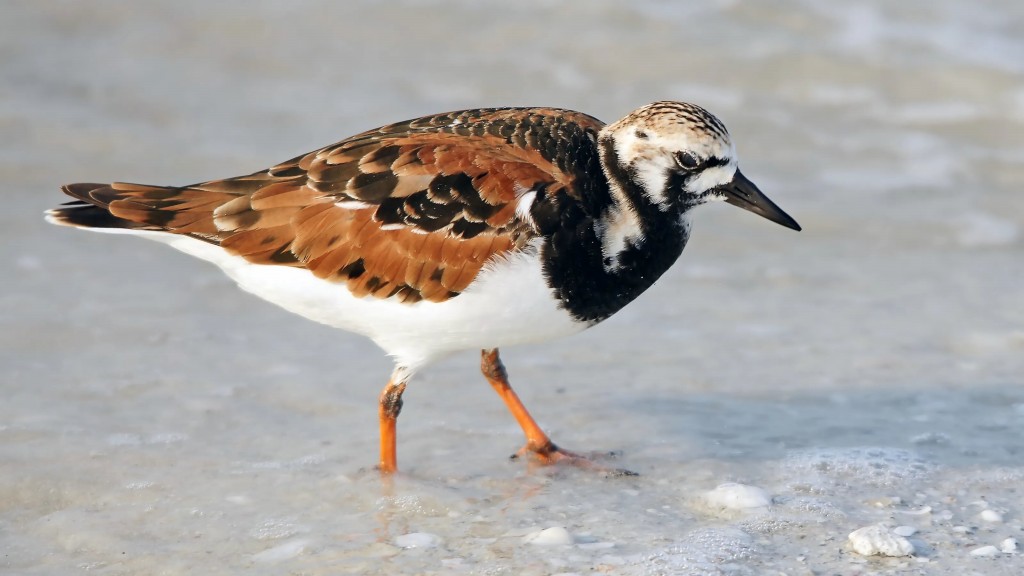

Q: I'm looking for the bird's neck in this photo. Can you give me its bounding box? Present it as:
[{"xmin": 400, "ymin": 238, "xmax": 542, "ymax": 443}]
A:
[{"xmin": 536, "ymin": 137, "xmax": 691, "ymax": 324}]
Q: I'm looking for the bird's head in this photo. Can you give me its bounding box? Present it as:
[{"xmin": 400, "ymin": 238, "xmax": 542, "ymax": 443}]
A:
[{"xmin": 599, "ymin": 101, "xmax": 800, "ymax": 231}]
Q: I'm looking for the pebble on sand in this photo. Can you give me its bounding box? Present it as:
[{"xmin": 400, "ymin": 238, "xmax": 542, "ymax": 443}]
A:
[
  {"xmin": 969, "ymin": 545, "xmax": 1000, "ymax": 557},
  {"xmin": 1000, "ymin": 538, "xmax": 1017, "ymax": 553},
  {"xmin": 395, "ymin": 532, "xmax": 443, "ymax": 549},
  {"xmin": 892, "ymin": 526, "xmax": 917, "ymax": 537},
  {"xmin": 703, "ymin": 483, "xmax": 772, "ymax": 510},
  {"xmin": 522, "ymin": 526, "xmax": 574, "ymax": 546},
  {"xmin": 848, "ymin": 524, "xmax": 915, "ymax": 557},
  {"xmin": 252, "ymin": 539, "xmax": 309, "ymax": 563},
  {"xmin": 979, "ymin": 509, "xmax": 1003, "ymax": 523}
]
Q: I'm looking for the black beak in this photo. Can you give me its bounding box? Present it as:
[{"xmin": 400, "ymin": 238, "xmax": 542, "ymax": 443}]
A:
[{"xmin": 719, "ymin": 170, "xmax": 801, "ymax": 231}]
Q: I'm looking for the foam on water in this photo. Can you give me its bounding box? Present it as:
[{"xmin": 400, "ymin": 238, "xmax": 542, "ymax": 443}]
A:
[
  {"xmin": 640, "ymin": 528, "xmax": 757, "ymax": 576},
  {"xmin": 780, "ymin": 447, "xmax": 939, "ymax": 489}
]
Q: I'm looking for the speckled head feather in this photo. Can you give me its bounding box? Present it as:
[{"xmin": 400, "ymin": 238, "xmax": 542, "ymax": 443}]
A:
[
  {"xmin": 623, "ymin": 101, "xmax": 730, "ymax": 140},
  {"xmin": 599, "ymin": 101, "xmax": 738, "ymax": 207}
]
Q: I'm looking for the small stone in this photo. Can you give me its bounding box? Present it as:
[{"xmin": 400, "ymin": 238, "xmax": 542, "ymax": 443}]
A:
[
  {"xmin": 1000, "ymin": 538, "xmax": 1018, "ymax": 553},
  {"xmin": 848, "ymin": 524, "xmax": 915, "ymax": 557},
  {"xmin": 252, "ymin": 539, "xmax": 309, "ymax": 563},
  {"xmin": 979, "ymin": 509, "xmax": 1003, "ymax": 523},
  {"xmin": 970, "ymin": 545, "xmax": 1000, "ymax": 557},
  {"xmin": 953, "ymin": 525, "xmax": 973, "ymax": 534},
  {"xmin": 394, "ymin": 532, "xmax": 443, "ymax": 549},
  {"xmin": 892, "ymin": 526, "xmax": 918, "ymax": 537},
  {"xmin": 704, "ymin": 483, "xmax": 771, "ymax": 510},
  {"xmin": 523, "ymin": 527, "xmax": 574, "ymax": 546}
]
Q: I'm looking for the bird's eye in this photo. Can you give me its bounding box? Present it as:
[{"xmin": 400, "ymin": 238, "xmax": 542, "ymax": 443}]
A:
[{"xmin": 674, "ymin": 151, "xmax": 699, "ymax": 170}]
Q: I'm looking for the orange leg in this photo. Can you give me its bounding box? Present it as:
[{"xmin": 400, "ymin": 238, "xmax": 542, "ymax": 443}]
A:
[
  {"xmin": 480, "ymin": 349, "xmax": 636, "ymax": 475},
  {"xmin": 378, "ymin": 378, "xmax": 407, "ymax": 474},
  {"xmin": 480, "ymin": 348, "xmax": 565, "ymax": 462}
]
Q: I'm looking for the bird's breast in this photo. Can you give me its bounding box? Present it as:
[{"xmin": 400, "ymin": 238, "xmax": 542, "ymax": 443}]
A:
[{"xmin": 539, "ymin": 210, "xmax": 690, "ymax": 324}]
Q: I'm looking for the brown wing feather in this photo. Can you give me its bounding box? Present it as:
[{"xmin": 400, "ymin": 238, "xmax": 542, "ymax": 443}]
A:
[{"xmin": 56, "ymin": 107, "xmax": 606, "ymax": 302}]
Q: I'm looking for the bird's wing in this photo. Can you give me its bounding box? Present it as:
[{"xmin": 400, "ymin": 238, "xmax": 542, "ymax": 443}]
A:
[{"xmin": 63, "ymin": 107, "xmax": 605, "ymax": 303}]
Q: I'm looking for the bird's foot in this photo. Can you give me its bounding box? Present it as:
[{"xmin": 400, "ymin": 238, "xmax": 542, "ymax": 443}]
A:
[{"xmin": 511, "ymin": 441, "xmax": 637, "ymax": 477}]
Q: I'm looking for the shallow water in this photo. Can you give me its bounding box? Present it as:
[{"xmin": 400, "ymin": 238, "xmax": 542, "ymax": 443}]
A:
[{"xmin": 2, "ymin": 1, "xmax": 1023, "ymax": 574}]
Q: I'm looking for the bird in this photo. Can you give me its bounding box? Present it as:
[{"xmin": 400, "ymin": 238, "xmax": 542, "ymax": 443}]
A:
[{"xmin": 47, "ymin": 101, "xmax": 800, "ymax": 475}]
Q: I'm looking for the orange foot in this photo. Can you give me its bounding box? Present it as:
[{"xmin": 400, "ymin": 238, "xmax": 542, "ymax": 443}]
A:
[{"xmin": 511, "ymin": 440, "xmax": 637, "ymax": 476}]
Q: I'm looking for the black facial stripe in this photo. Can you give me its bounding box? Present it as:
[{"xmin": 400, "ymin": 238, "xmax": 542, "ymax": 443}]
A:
[
  {"xmin": 666, "ymin": 170, "xmax": 690, "ymax": 192},
  {"xmin": 702, "ymin": 156, "xmax": 729, "ymax": 169},
  {"xmin": 598, "ymin": 138, "xmax": 633, "ymax": 198}
]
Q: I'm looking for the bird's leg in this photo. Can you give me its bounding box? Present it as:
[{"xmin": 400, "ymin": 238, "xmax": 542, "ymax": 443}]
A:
[
  {"xmin": 378, "ymin": 371, "xmax": 408, "ymax": 475},
  {"xmin": 480, "ymin": 349, "xmax": 637, "ymax": 476},
  {"xmin": 480, "ymin": 348, "xmax": 585, "ymax": 465}
]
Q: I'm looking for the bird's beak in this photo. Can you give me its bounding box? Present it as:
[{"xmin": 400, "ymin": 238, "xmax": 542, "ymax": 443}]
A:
[{"xmin": 718, "ymin": 169, "xmax": 801, "ymax": 231}]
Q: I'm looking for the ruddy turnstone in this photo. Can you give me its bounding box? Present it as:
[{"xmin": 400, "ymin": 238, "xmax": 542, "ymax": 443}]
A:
[{"xmin": 47, "ymin": 101, "xmax": 800, "ymax": 474}]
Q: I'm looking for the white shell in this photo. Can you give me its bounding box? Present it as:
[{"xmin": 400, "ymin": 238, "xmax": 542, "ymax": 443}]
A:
[
  {"xmin": 394, "ymin": 532, "xmax": 443, "ymax": 549},
  {"xmin": 892, "ymin": 525, "xmax": 917, "ymax": 537},
  {"xmin": 522, "ymin": 526, "xmax": 574, "ymax": 546},
  {"xmin": 979, "ymin": 509, "xmax": 1003, "ymax": 523},
  {"xmin": 969, "ymin": 545, "xmax": 1000, "ymax": 557},
  {"xmin": 252, "ymin": 539, "xmax": 310, "ymax": 563},
  {"xmin": 703, "ymin": 483, "xmax": 771, "ymax": 510},
  {"xmin": 848, "ymin": 524, "xmax": 915, "ymax": 557}
]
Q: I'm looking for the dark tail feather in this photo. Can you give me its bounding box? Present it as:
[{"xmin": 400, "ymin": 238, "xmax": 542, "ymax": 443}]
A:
[
  {"xmin": 46, "ymin": 183, "xmax": 156, "ymax": 230},
  {"xmin": 46, "ymin": 201, "xmax": 150, "ymax": 230},
  {"xmin": 61, "ymin": 182, "xmax": 114, "ymax": 204}
]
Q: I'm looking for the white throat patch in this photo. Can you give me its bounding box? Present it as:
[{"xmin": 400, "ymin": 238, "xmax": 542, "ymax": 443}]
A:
[{"xmin": 595, "ymin": 182, "xmax": 645, "ymax": 271}]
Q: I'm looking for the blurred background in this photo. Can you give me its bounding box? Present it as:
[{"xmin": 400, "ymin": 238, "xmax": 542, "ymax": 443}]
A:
[{"xmin": 2, "ymin": 1, "xmax": 1022, "ymax": 574}]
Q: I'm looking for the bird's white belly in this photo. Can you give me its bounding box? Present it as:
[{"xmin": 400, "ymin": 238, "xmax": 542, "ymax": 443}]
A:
[{"xmin": 130, "ymin": 233, "xmax": 585, "ymax": 371}]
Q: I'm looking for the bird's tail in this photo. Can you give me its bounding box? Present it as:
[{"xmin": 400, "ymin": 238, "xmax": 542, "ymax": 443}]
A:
[{"xmin": 45, "ymin": 182, "xmax": 169, "ymax": 231}]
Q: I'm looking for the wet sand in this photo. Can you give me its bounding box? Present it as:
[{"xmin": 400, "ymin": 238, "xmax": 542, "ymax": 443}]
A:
[{"xmin": 2, "ymin": 2, "xmax": 1023, "ymax": 574}]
